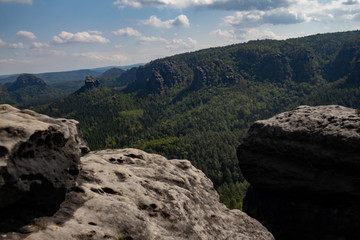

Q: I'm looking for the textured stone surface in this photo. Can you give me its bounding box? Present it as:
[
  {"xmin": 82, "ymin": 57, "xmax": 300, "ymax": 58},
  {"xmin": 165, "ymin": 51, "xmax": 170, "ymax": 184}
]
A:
[
  {"xmin": 4, "ymin": 148, "xmax": 274, "ymax": 240},
  {"xmin": 0, "ymin": 104, "xmax": 88, "ymax": 231},
  {"xmin": 237, "ymin": 105, "xmax": 360, "ymax": 240}
]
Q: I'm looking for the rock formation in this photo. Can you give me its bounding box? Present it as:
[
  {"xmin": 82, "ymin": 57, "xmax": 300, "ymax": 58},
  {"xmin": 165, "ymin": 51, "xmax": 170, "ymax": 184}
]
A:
[
  {"xmin": 84, "ymin": 76, "xmax": 100, "ymax": 90},
  {"xmin": 237, "ymin": 105, "xmax": 360, "ymax": 240},
  {"xmin": 0, "ymin": 104, "xmax": 89, "ymax": 233},
  {"xmin": 0, "ymin": 105, "xmax": 274, "ymax": 240}
]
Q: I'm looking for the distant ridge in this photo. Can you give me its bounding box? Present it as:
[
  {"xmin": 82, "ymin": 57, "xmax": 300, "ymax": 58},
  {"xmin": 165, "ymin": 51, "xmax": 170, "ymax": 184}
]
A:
[
  {"xmin": 0, "ymin": 69, "xmax": 101, "ymax": 84},
  {"xmin": 0, "ymin": 63, "xmax": 145, "ymax": 84},
  {"xmin": 0, "ymin": 74, "xmax": 65, "ymax": 105}
]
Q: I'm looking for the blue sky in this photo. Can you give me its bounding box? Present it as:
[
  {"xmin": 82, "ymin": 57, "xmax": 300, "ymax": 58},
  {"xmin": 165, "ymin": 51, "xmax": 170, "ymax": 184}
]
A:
[{"xmin": 0, "ymin": 0, "xmax": 359, "ymax": 75}]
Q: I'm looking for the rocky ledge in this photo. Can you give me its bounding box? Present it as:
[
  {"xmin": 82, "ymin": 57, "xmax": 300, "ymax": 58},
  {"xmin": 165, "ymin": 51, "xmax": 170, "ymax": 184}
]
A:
[
  {"xmin": 238, "ymin": 105, "xmax": 360, "ymax": 240},
  {"xmin": 0, "ymin": 105, "xmax": 273, "ymax": 240}
]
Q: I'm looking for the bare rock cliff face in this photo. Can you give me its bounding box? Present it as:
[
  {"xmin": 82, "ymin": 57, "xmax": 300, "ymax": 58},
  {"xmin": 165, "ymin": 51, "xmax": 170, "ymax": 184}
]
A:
[
  {"xmin": 0, "ymin": 104, "xmax": 89, "ymax": 233},
  {"xmin": 238, "ymin": 105, "xmax": 360, "ymax": 240},
  {"xmin": 0, "ymin": 105, "xmax": 274, "ymax": 240}
]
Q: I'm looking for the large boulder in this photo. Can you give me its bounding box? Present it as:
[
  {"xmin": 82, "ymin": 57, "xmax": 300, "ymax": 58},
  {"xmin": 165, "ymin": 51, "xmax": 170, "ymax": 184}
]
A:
[
  {"xmin": 237, "ymin": 105, "xmax": 360, "ymax": 240},
  {"xmin": 4, "ymin": 148, "xmax": 274, "ymax": 240},
  {"xmin": 0, "ymin": 104, "xmax": 88, "ymax": 232}
]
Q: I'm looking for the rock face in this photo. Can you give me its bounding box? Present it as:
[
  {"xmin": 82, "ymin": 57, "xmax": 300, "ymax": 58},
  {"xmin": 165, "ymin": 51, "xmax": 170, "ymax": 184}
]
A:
[
  {"xmin": 84, "ymin": 76, "xmax": 100, "ymax": 90},
  {"xmin": 237, "ymin": 105, "xmax": 360, "ymax": 240},
  {"xmin": 0, "ymin": 104, "xmax": 89, "ymax": 232},
  {"xmin": 0, "ymin": 106, "xmax": 274, "ymax": 240}
]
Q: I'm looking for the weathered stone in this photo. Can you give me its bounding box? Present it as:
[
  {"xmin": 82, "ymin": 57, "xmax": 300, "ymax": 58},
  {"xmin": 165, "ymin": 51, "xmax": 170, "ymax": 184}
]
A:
[
  {"xmin": 238, "ymin": 105, "xmax": 360, "ymax": 240},
  {"xmin": 0, "ymin": 104, "xmax": 89, "ymax": 231},
  {"xmin": 6, "ymin": 148, "xmax": 273, "ymax": 240}
]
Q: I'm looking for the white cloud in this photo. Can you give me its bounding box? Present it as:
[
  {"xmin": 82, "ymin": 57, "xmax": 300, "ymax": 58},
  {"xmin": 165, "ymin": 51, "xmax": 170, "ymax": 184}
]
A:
[
  {"xmin": 211, "ymin": 29, "xmax": 236, "ymax": 39},
  {"xmin": 113, "ymin": 0, "xmax": 142, "ymax": 8},
  {"xmin": 0, "ymin": 0, "xmax": 32, "ymax": 4},
  {"xmin": 187, "ymin": 37, "xmax": 197, "ymax": 46},
  {"xmin": 166, "ymin": 37, "xmax": 197, "ymax": 49},
  {"xmin": 224, "ymin": 9, "xmax": 307, "ymax": 28},
  {"xmin": 16, "ymin": 30, "xmax": 37, "ymax": 40},
  {"xmin": 73, "ymin": 52, "xmax": 127, "ymax": 62},
  {"xmin": 31, "ymin": 42, "xmax": 50, "ymax": 48},
  {"xmin": 8, "ymin": 42, "xmax": 25, "ymax": 49},
  {"xmin": 140, "ymin": 15, "xmax": 190, "ymax": 28},
  {"xmin": 137, "ymin": 36, "xmax": 169, "ymax": 44},
  {"xmin": 112, "ymin": 0, "xmax": 290, "ymax": 10},
  {"xmin": 218, "ymin": 0, "xmax": 360, "ymax": 37},
  {"xmin": 0, "ymin": 38, "xmax": 6, "ymax": 47},
  {"xmin": 52, "ymin": 31, "xmax": 110, "ymax": 44},
  {"xmin": 112, "ymin": 27, "xmax": 142, "ymax": 37},
  {"xmin": 235, "ymin": 28, "xmax": 279, "ymax": 41},
  {"xmin": 136, "ymin": 35, "xmax": 197, "ymax": 50}
]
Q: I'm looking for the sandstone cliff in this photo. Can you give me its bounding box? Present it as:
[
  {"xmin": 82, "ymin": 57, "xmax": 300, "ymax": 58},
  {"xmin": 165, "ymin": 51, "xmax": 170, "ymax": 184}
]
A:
[
  {"xmin": 0, "ymin": 105, "xmax": 273, "ymax": 240},
  {"xmin": 238, "ymin": 105, "xmax": 360, "ymax": 240}
]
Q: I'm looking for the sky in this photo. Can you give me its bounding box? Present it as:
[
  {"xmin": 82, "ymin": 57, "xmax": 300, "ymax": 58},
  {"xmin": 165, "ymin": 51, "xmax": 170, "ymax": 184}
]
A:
[{"xmin": 0, "ymin": 0, "xmax": 359, "ymax": 75}]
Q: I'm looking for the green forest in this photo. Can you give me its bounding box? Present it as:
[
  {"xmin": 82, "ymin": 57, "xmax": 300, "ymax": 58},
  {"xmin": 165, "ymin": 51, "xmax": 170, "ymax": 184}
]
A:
[{"xmin": 22, "ymin": 30, "xmax": 360, "ymax": 209}]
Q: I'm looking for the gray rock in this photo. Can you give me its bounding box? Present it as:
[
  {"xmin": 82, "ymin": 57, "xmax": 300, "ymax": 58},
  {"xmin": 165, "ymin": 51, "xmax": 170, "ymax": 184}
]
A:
[
  {"xmin": 237, "ymin": 105, "xmax": 360, "ymax": 240},
  {"xmin": 7, "ymin": 148, "xmax": 273, "ymax": 240},
  {"xmin": 0, "ymin": 104, "xmax": 88, "ymax": 231},
  {"xmin": 84, "ymin": 76, "xmax": 100, "ymax": 90}
]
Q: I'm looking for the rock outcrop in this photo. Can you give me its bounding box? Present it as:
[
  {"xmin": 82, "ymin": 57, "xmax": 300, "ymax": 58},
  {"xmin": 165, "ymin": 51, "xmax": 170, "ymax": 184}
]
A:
[
  {"xmin": 237, "ymin": 105, "xmax": 360, "ymax": 240},
  {"xmin": 0, "ymin": 104, "xmax": 89, "ymax": 232},
  {"xmin": 84, "ymin": 76, "xmax": 100, "ymax": 90},
  {"xmin": 0, "ymin": 105, "xmax": 274, "ymax": 240}
]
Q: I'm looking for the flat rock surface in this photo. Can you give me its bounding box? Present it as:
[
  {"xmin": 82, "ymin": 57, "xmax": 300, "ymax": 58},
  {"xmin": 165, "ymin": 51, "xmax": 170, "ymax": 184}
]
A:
[{"xmin": 5, "ymin": 148, "xmax": 274, "ymax": 240}]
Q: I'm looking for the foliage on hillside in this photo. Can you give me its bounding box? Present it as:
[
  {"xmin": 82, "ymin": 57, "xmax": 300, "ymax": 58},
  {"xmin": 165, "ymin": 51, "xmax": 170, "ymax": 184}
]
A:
[
  {"xmin": 36, "ymin": 30, "xmax": 360, "ymax": 209},
  {"xmin": 0, "ymin": 74, "xmax": 66, "ymax": 106}
]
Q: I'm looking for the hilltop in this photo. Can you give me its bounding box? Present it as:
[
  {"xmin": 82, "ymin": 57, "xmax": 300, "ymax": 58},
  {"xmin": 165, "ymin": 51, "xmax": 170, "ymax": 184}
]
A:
[{"xmin": 0, "ymin": 74, "xmax": 66, "ymax": 106}]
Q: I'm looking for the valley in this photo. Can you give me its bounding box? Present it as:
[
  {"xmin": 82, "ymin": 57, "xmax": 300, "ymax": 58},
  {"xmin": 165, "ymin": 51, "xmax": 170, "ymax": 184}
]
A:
[{"xmin": 1, "ymin": 30, "xmax": 360, "ymax": 209}]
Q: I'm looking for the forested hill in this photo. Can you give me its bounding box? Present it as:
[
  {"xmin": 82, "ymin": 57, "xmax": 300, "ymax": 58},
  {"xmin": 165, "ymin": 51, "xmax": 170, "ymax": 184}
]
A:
[
  {"xmin": 127, "ymin": 30, "xmax": 359, "ymax": 95},
  {"xmin": 37, "ymin": 30, "xmax": 360, "ymax": 209}
]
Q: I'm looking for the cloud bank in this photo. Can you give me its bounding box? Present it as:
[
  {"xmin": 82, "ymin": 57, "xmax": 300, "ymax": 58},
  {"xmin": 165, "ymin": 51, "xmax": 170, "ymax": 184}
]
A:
[
  {"xmin": 73, "ymin": 52, "xmax": 127, "ymax": 62},
  {"xmin": 16, "ymin": 30, "xmax": 37, "ymax": 40},
  {"xmin": 53, "ymin": 31, "xmax": 110, "ymax": 44},
  {"xmin": 31, "ymin": 42, "xmax": 50, "ymax": 48},
  {"xmin": 112, "ymin": 27, "xmax": 142, "ymax": 37},
  {"xmin": 224, "ymin": 9, "xmax": 307, "ymax": 28},
  {"xmin": 112, "ymin": 0, "xmax": 290, "ymax": 10},
  {"xmin": 112, "ymin": 25, "xmax": 197, "ymax": 50},
  {"xmin": 140, "ymin": 15, "xmax": 190, "ymax": 28}
]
